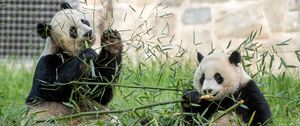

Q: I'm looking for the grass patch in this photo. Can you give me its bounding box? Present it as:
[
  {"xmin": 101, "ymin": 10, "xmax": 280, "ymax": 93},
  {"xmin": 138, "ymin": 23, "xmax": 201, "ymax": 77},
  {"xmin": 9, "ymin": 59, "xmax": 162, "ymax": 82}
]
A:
[
  {"xmin": 0, "ymin": 63, "xmax": 33, "ymax": 125},
  {"xmin": 0, "ymin": 61, "xmax": 300, "ymax": 125}
]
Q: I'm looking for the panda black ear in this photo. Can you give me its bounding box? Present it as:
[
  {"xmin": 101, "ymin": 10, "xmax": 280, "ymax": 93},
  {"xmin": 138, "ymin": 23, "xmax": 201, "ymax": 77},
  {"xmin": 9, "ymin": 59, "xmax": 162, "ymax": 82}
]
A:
[
  {"xmin": 37, "ymin": 23, "xmax": 51, "ymax": 39},
  {"xmin": 197, "ymin": 52, "xmax": 204, "ymax": 63},
  {"xmin": 229, "ymin": 51, "xmax": 241, "ymax": 65},
  {"xmin": 61, "ymin": 2, "xmax": 72, "ymax": 10}
]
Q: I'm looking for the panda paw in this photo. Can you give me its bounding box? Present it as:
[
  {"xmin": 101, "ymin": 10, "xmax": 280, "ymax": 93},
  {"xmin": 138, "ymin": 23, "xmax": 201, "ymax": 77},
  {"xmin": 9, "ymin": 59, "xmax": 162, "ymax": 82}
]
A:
[
  {"xmin": 182, "ymin": 90, "xmax": 201, "ymax": 104},
  {"xmin": 181, "ymin": 90, "xmax": 201, "ymax": 109},
  {"xmin": 79, "ymin": 48, "xmax": 98, "ymax": 60},
  {"xmin": 101, "ymin": 29, "xmax": 123, "ymax": 55}
]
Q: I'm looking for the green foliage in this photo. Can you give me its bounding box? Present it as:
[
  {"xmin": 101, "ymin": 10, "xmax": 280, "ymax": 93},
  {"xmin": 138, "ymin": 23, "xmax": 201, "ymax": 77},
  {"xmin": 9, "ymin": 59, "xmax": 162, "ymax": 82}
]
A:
[
  {"xmin": 0, "ymin": 63, "xmax": 32, "ymax": 125},
  {"xmin": 1, "ymin": 60, "xmax": 300, "ymax": 125}
]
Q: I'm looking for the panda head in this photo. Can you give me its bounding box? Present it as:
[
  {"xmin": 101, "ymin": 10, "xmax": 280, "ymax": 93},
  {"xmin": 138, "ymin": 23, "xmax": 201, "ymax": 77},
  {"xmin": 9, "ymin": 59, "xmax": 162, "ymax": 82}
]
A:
[
  {"xmin": 37, "ymin": 2, "xmax": 96, "ymax": 56},
  {"xmin": 193, "ymin": 51, "xmax": 251, "ymax": 100}
]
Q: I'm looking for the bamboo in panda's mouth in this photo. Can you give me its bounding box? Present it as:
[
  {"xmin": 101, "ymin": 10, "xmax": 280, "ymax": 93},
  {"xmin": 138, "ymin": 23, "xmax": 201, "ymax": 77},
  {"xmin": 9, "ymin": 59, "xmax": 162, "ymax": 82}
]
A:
[
  {"xmin": 200, "ymin": 94, "xmax": 214, "ymax": 100},
  {"xmin": 84, "ymin": 41, "xmax": 96, "ymax": 78}
]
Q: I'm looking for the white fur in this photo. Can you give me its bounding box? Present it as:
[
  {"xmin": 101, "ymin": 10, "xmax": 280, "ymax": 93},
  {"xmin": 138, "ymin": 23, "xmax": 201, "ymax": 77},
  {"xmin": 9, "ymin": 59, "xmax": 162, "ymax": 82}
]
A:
[
  {"xmin": 202, "ymin": 79, "xmax": 222, "ymax": 95},
  {"xmin": 65, "ymin": 0, "xmax": 112, "ymax": 54},
  {"xmin": 51, "ymin": 9, "xmax": 96, "ymax": 55},
  {"xmin": 76, "ymin": 1, "xmax": 105, "ymax": 54},
  {"xmin": 193, "ymin": 52, "xmax": 251, "ymax": 100},
  {"xmin": 40, "ymin": 38, "xmax": 57, "ymax": 57},
  {"xmin": 41, "ymin": 1, "xmax": 108, "ymax": 56}
]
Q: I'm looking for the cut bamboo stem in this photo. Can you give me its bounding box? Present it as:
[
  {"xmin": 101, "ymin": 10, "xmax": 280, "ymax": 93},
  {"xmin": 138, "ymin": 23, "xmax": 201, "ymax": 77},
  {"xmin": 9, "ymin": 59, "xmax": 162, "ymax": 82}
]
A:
[{"xmin": 84, "ymin": 41, "xmax": 96, "ymax": 78}]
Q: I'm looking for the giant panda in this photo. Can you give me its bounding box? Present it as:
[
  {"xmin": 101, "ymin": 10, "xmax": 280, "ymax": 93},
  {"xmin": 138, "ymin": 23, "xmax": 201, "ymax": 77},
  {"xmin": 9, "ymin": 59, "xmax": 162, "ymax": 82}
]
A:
[
  {"xmin": 181, "ymin": 51, "xmax": 271, "ymax": 126},
  {"xmin": 23, "ymin": 2, "xmax": 122, "ymax": 125}
]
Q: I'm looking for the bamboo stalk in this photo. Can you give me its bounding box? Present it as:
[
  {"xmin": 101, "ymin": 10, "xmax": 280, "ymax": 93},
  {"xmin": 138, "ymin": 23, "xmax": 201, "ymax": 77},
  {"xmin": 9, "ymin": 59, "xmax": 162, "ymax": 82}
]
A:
[
  {"xmin": 71, "ymin": 81, "xmax": 184, "ymax": 91},
  {"xmin": 209, "ymin": 100, "xmax": 244, "ymax": 125},
  {"xmin": 35, "ymin": 99, "xmax": 184, "ymax": 123},
  {"xmin": 84, "ymin": 41, "xmax": 96, "ymax": 78},
  {"xmin": 51, "ymin": 81, "xmax": 184, "ymax": 91}
]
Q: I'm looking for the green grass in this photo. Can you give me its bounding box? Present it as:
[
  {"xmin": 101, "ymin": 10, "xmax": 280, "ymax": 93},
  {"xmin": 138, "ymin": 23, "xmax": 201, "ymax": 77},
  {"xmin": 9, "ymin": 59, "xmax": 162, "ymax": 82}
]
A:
[
  {"xmin": 0, "ymin": 63, "xmax": 33, "ymax": 125},
  {"xmin": 0, "ymin": 61, "xmax": 300, "ymax": 125}
]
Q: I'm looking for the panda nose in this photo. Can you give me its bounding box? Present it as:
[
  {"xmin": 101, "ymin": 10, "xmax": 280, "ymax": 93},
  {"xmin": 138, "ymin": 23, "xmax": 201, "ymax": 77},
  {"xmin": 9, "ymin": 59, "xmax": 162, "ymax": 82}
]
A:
[
  {"xmin": 203, "ymin": 89, "xmax": 213, "ymax": 94},
  {"xmin": 84, "ymin": 30, "xmax": 93, "ymax": 37}
]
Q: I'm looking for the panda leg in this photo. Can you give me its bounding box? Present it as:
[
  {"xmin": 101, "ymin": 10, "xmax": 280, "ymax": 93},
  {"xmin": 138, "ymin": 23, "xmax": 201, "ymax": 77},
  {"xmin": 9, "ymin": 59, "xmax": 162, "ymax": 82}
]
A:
[
  {"xmin": 96, "ymin": 29, "xmax": 122, "ymax": 83},
  {"xmin": 91, "ymin": 29, "xmax": 122, "ymax": 105},
  {"xmin": 21, "ymin": 101, "xmax": 71, "ymax": 125}
]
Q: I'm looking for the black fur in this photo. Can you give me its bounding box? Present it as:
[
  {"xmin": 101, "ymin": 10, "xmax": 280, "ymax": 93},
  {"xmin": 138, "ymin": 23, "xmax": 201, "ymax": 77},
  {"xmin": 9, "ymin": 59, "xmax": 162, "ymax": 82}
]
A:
[
  {"xmin": 182, "ymin": 80, "xmax": 271, "ymax": 126},
  {"xmin": 229, "ymin": 51, "xmax": 241, "ymax": 65},
  {"xmin": 236, "ymin": 80, "xmax": 271, "ymax": 125},
  {"xmin": 26, "ymin": 30, "xmax": 122, "ymax": 106},
  {"xmin": 61, "ymin": 2, "xmax": 72, "ymax": 10},
  {"xmin": 37, "ymin": 23, "xmax": 51, "ymax": 39},
  {"xmin": 197, "ymin": 52, "xmax": 204, "ymax": 63}
]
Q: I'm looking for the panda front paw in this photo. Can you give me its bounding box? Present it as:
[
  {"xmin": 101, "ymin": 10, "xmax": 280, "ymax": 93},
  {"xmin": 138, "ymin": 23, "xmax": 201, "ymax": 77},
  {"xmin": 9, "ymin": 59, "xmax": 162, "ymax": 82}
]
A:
[
  {"xmin": 79, "ymin": 48, "xmax": 98, "ymax": 60},
  {"xmin": 101, "ymin": 29, "xmax": 123, "ymax": 55},
  {"xmin": 182, "ymin": 90, "xmax": 201, "ymax": 109},
  {"xmin": 182, "ymin": 90, "xmax": 201, "ymax": 104}
]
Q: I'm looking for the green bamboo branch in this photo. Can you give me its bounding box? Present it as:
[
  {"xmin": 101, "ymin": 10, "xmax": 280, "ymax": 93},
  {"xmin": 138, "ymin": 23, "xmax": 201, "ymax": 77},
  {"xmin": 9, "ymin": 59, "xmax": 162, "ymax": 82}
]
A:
[
  {"xmin": 35, "ymin": 99, "xmax": 184, "ymax": 123},
  {"xmin": 209, "ymin": 100, "xmax": 244, "ymax": 125},
  {"xmin": 73, "ymin": 81, "xmax": 184, "ymax": 91},
  {"xmin": 84, "ymin": 41, "xmax": 96, "ymax": 78},
  {"xmin": 71, "ymin": 81, "xmax": 184, "ymax": 92}
]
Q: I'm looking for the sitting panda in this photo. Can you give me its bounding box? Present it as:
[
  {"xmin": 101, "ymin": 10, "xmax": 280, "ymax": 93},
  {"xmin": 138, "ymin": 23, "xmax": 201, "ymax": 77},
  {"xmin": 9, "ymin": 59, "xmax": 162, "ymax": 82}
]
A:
[
  {"xmin": 23, "ymin": 2, "xmax": 122, "ymax": 124},
  {"xmin": 182, "ymin": 51, "xmax": 271, "ymax": 126}
]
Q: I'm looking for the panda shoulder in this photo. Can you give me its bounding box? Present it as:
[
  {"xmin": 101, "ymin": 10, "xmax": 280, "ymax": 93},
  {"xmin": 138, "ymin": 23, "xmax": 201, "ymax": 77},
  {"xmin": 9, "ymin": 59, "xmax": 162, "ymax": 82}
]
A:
[{"xmin": 237, "ymin": 64, "xmax": 252, "ymax": 87}]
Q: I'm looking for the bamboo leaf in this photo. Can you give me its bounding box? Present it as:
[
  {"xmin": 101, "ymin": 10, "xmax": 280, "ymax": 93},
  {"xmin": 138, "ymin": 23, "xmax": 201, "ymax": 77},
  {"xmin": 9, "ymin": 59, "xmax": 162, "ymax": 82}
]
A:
[
  {"xmin": 129, "ymin": 5, "xmax": 136, "ymax": 12},
  {"xmin": 276, "ymin": 38, "xmax": 292, "ymax": 46},
  {"xmin": 226, "ymin": 40, "xmax": 232, "ymax": 49},
  {"xmin": 247, "ymin": 111, "xmax": 256, "ymax": 126},
  {"xmin": 295, "ymin": 50, "xmax": 300, "ymax": 62}
]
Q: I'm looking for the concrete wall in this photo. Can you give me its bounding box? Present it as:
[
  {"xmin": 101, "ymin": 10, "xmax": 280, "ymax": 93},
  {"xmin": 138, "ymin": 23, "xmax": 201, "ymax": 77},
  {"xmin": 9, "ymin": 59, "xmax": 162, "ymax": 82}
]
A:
[{"xmin": 89, "ymin": 0, "xmax": 300, "ymax": 68}]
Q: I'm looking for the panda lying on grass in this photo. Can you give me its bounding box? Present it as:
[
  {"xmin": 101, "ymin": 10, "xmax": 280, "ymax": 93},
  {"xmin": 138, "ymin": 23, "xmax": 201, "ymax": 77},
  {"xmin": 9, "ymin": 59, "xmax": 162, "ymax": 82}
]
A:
[
  {"xmin": 23, "ymin": 2, "xmax": 122, "ymax": 125},
  {"xmin": 182, "ymin": 51, "xmax": 271, "ymax": 126}
]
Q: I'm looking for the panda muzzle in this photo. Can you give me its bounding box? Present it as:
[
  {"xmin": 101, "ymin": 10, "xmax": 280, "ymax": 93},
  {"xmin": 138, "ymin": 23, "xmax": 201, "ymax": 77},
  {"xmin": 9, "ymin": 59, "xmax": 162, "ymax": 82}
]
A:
[{"xmin": 83, "ymin": 30, "xmax": 93, "ymax": 38}]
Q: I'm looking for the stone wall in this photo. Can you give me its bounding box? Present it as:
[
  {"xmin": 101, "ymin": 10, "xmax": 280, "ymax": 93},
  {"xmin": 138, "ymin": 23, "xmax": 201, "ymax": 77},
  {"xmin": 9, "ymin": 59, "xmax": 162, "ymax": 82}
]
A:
[{"xmin": 94, "ymin": 0, "xmax": 300, "ymax": 68}]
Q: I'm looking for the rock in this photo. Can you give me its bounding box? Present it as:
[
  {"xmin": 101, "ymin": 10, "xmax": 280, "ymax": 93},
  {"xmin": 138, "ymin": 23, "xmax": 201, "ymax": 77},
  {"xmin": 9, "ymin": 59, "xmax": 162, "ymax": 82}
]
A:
[
  {"xmin": 179, "ymin": 26, "xmax": 212, "ymax": 53},
  {"xmin": 285, "ymin": 11, "xmax": 300, "ymax": 32},
  {"xmin": 161, "ymin": 0, "xmax": 184, "ymax": 7},
  {"xmin": 213, "ymin": 2, "xmax": 270, "ymax": 38},
  {"xmin": 149, "ymin": 13, "xmax": 177, "ymax": 38},
  {"xmin": 182, "ymin": 7, "xmax": 211, "ymax": 25},
  {"xmin": 263, "ymin": 0, "xmax": 288, "ymax": 32},
  {"xmin": 135, "ymin": 0, "xmax": 157, "ymax": 6},
  {"xmin": 288, "ymin": 0, "xmax": 300, "ymax": 10}
]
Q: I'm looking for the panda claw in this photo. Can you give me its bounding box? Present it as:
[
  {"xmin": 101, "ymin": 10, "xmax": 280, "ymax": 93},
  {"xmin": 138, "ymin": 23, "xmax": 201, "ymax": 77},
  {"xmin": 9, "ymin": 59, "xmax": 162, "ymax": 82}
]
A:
[{"xmin": 101, "ymin": 29, "xmax": 123, "ymax": 54}]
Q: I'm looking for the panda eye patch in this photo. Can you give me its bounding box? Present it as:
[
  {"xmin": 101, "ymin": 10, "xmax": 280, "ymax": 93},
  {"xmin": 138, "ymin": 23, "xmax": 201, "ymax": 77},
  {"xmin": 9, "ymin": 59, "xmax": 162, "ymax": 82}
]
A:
[
  {"xmin": 81, "ymin": 19, "xmax": 90, "ymax": 26},
  {"xmin": 214, "ymin": 73, "xmax": 223, "ymax": 84},
  {"xmin": 70, "ymin": 26, "xmax": 78, "ymax": 39},
  {"xmin": 200, "ymin": 73, "xmax": 205, "ymax": 84}
]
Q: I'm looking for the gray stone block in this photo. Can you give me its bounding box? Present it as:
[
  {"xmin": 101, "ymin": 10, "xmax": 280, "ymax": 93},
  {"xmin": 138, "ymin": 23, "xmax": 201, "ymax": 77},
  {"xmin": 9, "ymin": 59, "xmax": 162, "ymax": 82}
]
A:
[
  {"xmin": 289, "ymin": 0, "xmax": 300, "ymax": 10},
  {"xmin": 213, "ymin": 2, "xmax": 270, "ymax": 38},
  {"xmin": 161, "ymin": 0, "xmax": 184, "ymax": 7},
  {"xmin": 263, "ymin": 0, "xmax": 288, "ymax": 32},
  {"xmin": 285, "ymin": 11, "xmax": 300, "ymax": 32},
  {"xmin": 182, "ymin": 7, "xmax": 211, "ymax": 25}
]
